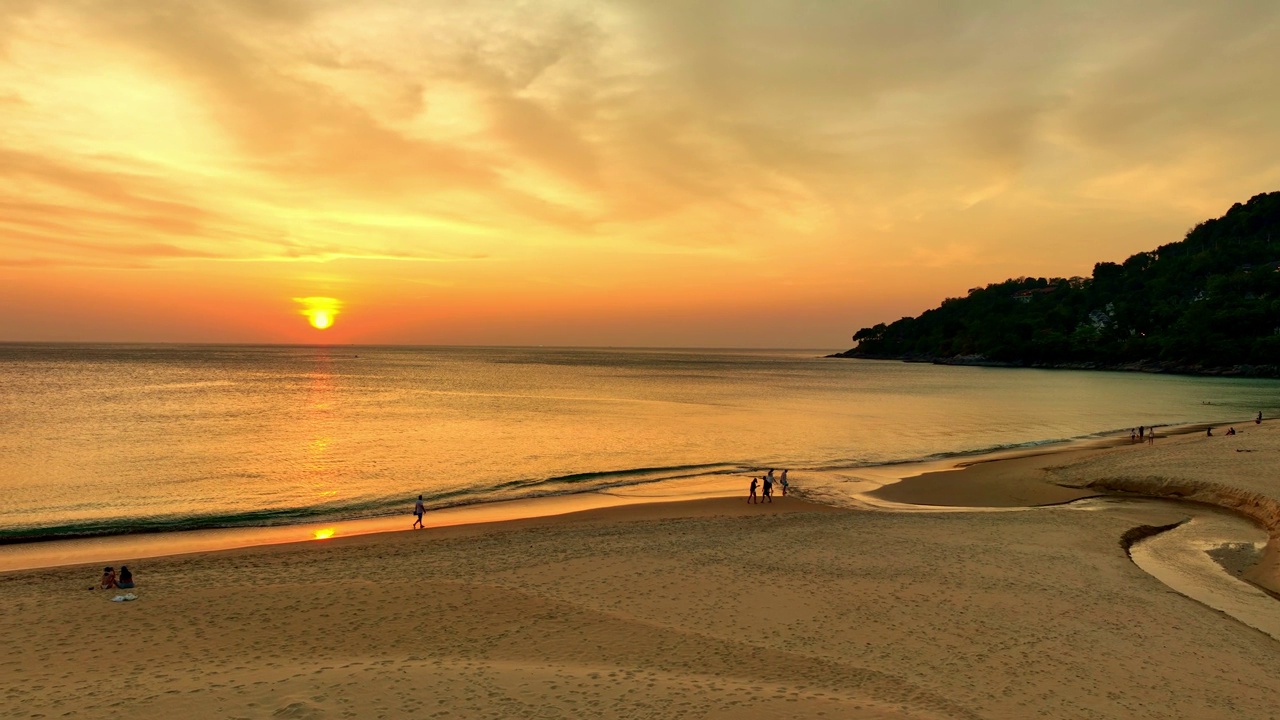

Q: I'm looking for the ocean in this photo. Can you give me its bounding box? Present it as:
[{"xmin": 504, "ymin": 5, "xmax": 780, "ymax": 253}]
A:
[{"xmin": 3, "ymin": 343, "xmax": 1279, "ymax": 544}]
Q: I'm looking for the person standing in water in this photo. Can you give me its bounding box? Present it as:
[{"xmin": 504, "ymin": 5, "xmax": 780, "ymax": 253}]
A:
[
  {"xmin": 780, "ymin": 469, "xmax": 789, "ymax": 496},
  {"xmin": 748, "ymin": 477, "xmax": 759, "ymax": 504},
  {"xmin": 412, "ymin": 495, "xmax": 426, "ymax": 529}
]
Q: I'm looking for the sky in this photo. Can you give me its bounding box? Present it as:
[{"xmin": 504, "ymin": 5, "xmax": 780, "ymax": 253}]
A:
[{"xmin": 2, "ymin": 1, "xmax": 1279, "ymax": 347}]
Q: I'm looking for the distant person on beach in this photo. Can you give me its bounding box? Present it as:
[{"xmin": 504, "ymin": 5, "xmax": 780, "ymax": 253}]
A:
[
  {"xmin": 780, "ymin": 469, "xmax": 789, "ymax": 496},
  {"xmin": 762, "ymin": 475, "xmax": 773, "ymax": 503},
  {"xmin": 1257, "ymin": 411, "xmax": 1263, "ymax": 424},
  {"xmin": 1227, "ymin": 427, "xmax": 1237, "ymax": 436},
  {"xmin": 748, "ymin": 477, "xmax": 759, "ymax": 504},
  {"xmin": 1207, "ymin": 427, "xmax": 1213, "ymax": 437},
  {"xmin": 1147, "ymin": 427, "xmax": 1156, "ymax": 445},
  {"xmin": 1139, "ymin": 426, "xmax": 1145, "ymax": 439},
  {"xmin": 412, "ymin": 495, "xmax": 426, "ymax": 529},
  {"xmin": 99, "ymin": 567, "xmax": 117, "ymax": 590},
  {"xmin": 117, "ymin": 566, "xmax": 135, "ymax": 589},
  {"xmin": 1130, "ymin": 428, "xmax": 1137, "ymax": 443}
]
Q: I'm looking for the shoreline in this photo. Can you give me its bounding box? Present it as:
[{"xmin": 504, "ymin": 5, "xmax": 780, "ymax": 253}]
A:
[
  {"xmin": 828, "ymin": 351, "xmax": 1280, "ymax": 379},
  {"xmin": 0, "ymin": 434, "xmax": 1127, "ymax": 574},
  {"xmin": 862, "ymin": 420, "xmax": 1219, "ymax": 508},
  {"xmin": 0, "ymin": 417, "xmax": 1254, "ymax": 575}
]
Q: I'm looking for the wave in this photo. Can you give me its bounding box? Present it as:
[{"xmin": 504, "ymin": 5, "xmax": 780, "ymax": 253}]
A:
[
  {"xmin": 0, "ymin": 428, "xmax": 1167, "ymax": 545},
  {"xmin": 803, "ymin": 435, "xmax": 1094, "ymax": 473},
  {"xmin": 0, "ymin": 462, "xmax": 750, "ymax": 544}
]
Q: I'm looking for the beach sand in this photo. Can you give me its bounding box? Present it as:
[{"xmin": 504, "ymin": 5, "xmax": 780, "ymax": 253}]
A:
[{"xmin": 5, "ymin": 427, "xmax": 1280, "ymax": 718}]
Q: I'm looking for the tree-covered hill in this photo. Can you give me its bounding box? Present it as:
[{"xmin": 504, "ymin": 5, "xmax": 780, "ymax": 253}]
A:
[{"xmin": 836, "ymin": 191, "xmax": 1280, "ymax": 376}]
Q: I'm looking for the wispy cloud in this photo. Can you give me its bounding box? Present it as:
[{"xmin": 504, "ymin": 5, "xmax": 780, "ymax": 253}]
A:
[{"xmin": 3, "ymin": 1, "xmax": 1280, "ymax": 342}]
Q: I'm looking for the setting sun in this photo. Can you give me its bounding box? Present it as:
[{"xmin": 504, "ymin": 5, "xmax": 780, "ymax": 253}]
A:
[{"xmin": 296, "ymin": 297, "xmax": 343, "ymax": 331}]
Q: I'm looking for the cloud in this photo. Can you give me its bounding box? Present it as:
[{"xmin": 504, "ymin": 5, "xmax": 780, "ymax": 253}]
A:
[{"xmin": 4, "ymin": 1, "xmax": 1280, "ymax": 343}]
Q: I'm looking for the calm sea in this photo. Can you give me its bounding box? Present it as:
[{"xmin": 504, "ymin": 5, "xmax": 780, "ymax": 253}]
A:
[{"xmin": 2, "ymin": 344, "xmax": 1278, "ymax": 543}]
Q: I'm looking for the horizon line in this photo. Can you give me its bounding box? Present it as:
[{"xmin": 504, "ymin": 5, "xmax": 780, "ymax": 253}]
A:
[{"xmin": 0, "ymin": 340, "xmax": 846, "ymax": 352}]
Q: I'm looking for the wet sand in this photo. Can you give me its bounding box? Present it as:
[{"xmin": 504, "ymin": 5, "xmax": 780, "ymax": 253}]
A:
[
  {"xmin": 5, "ymin": 423, "xmax": 1280, "ymax": 718},
  {"xmin": 866, "ymin": 448, "xmax": 1108, "ymax": 507}
]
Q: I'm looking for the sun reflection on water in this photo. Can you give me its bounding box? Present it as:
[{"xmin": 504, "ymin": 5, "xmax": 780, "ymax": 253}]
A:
[{"xmin": 313, "ymin": 528, "xmax": 336, "ymax": 540}]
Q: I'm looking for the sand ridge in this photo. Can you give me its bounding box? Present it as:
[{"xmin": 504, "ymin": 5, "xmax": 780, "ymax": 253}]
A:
[{"xmin": 1040, "ymin": 420, "xmax": 1280, "ymax": 593}]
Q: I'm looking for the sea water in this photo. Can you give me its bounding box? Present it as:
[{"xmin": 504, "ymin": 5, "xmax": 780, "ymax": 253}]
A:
[{"xmin": 2, "ymin": 343, "xmax": 1278, "ymax": 542}]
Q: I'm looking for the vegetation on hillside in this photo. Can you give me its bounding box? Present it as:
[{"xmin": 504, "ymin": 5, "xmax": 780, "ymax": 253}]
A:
[{"xmin": 840, "ymin": 192, "xmax": 1280, "ymax": 373}]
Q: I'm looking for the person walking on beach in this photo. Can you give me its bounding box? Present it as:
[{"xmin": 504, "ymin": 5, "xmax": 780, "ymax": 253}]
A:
[
  {"xmin": 762, "ymin": 474, "xmax": 773, "ymax": 503},
  {"xmin": 1147, "ymin": 426, "xmax": 1156, "ymax": 445},
  {"xmin": 1130, "ymin": 428, "xmax": 1137, "ymax": 443},
  {"xmin": 748, "ymin": 477, "xmax": 759, "ymax": 504},
  {"xmin": 412, "ymin": 495, "xmax": 426, "ymax": 529},
  {"xmin": 1139, "ymin": 425, "xmax": 1145, "ymax": 440},
  {"xmin": 780, "ymin": 469, "xmax": 789, "ymax": 496},
  {"xmin": 1257, "ymin": 411, "xmax": 1264, "ymax": 424}
]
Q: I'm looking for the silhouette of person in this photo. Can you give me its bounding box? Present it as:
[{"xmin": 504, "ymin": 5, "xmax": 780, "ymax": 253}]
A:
[
  {"xmin": 780, "ymin": 469, "xmax": 789, "ymax": 496},
  {"xmin": 762, "ymin": 475, "xmax": 773, "ymax": 503},
  {"xmin": 117, "ymin": 566, "xmax": 135, "ymax": 589},
  {"xmin": 412, "ymin": 495, "xmax": 426, "ymax": 529},
  {"xmin": 748, "ymin": 477, "xmax": 759, "ymax": 504}
]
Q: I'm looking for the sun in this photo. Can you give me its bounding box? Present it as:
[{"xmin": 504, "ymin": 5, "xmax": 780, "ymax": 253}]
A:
[{"xmin": 295, "ymin": 296, "xmax": 343, "ymax": 331}]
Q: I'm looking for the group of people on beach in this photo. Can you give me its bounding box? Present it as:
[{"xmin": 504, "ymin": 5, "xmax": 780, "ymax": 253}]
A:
[
  {"xmin": 1129, "ymin": 426, "xmax": 1158, "ymax": 445},
  {"xmin": 1131, "ymin": 412, "xmax": 1262, "ymax": 443},
  {"xmin": 412, "ymin": 467, "xmax": 796, "ymax": 523},
  {"xmin": 748, "ymin": 469, "xmax": 788, "ymax": 504},
  {"xmin": 96, "ymin": 565, "xmax": 134, "ymax": 590}
]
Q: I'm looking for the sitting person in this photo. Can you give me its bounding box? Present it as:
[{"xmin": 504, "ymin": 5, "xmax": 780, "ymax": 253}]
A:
[
  {"xmin": 1227, "ymin": 427, "xmax": 1237, "ymax": 436},
  {"xmin": 117, "ymin": 566, "xmax": 135, "ymax": 589},
  {"xmin": 99, "ymin": 567, "xmax": 117, "ymax": 590}
]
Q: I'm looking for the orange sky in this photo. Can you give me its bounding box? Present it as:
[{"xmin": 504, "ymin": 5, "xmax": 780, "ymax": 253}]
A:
[{"xmin": 3, "ymin": 1, "xmax": 1279, "ymax": 347}]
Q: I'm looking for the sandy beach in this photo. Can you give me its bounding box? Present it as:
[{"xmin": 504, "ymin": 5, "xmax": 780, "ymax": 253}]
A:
[{"xmin": 5, "ymin": 424, "xmax": 1280, "ymax": 719}]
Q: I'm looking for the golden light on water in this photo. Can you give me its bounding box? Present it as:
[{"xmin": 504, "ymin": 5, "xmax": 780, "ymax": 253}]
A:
[
  {"xmin": 313, "ymin": 528, "xmax": 335, "ymax": 540},
  {"xmin": 295, "ymin": 297, "xmax": 343, "ymax": 331}
]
